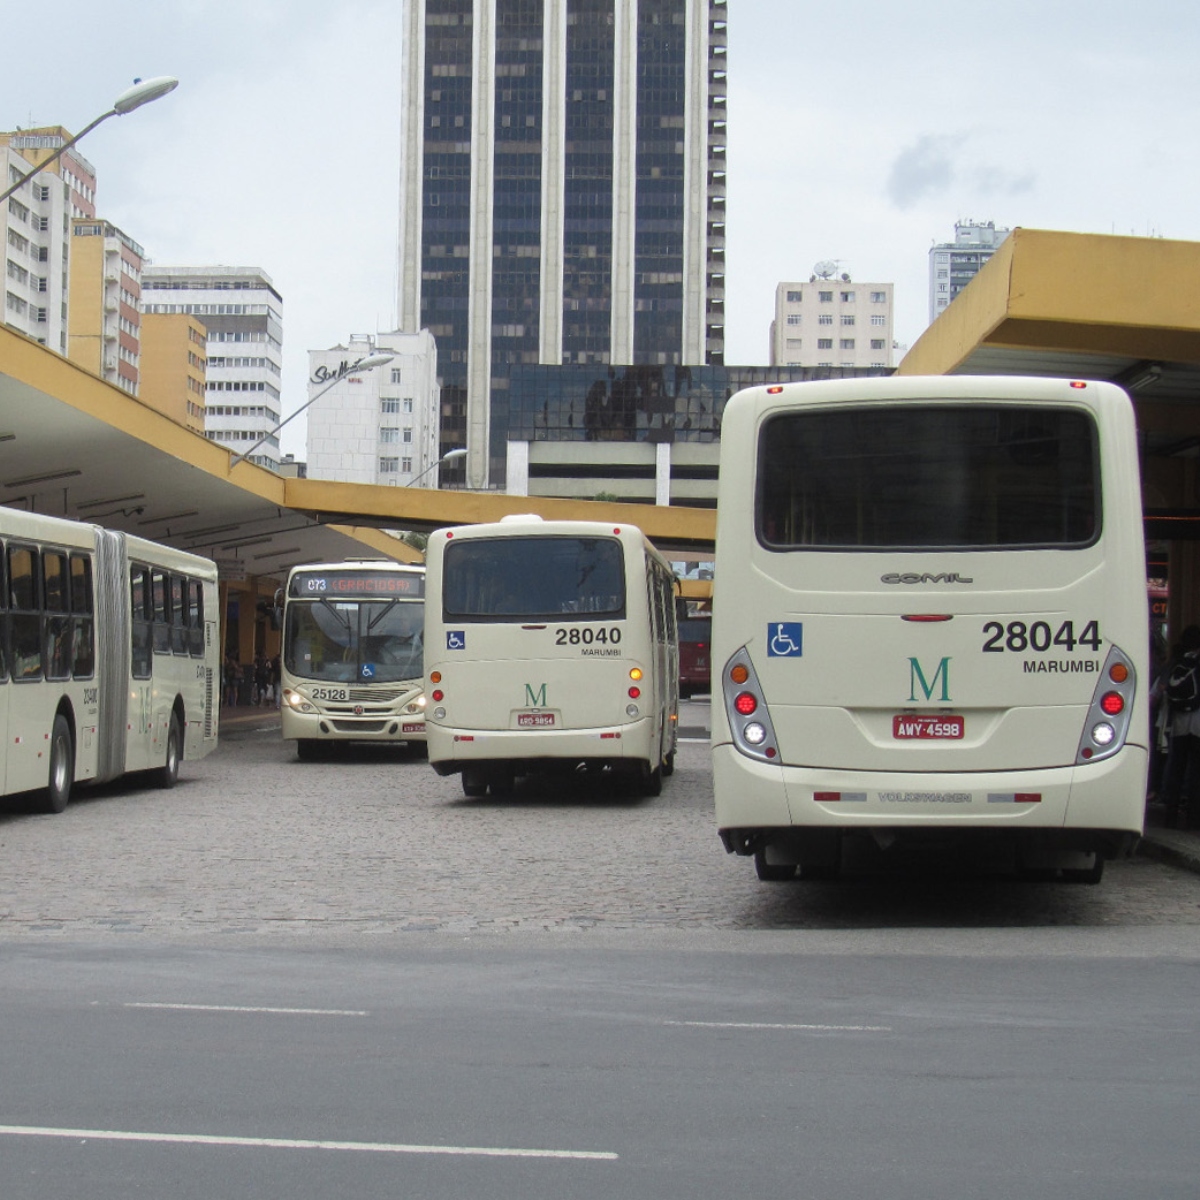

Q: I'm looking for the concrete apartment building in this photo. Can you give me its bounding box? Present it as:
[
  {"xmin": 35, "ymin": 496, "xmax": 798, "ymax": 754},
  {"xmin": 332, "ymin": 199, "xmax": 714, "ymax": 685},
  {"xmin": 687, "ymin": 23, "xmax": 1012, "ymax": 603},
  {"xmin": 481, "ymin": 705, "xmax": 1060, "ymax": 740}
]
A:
[
  {"xmin": 142, "ymin": 266, "xmax": 284, "ymax": 469},
  {"xmin": 769, "ymin": 273, "xmax": 895, "ymax": 369},
  {"xmin": 928, "ymin": 220, "xmax": 1011, "ymax": 323},
  {"xmin": 66, "ymin": 218, "xmax": 144, "ymax": 395},
  {"xmin": 397, "ymin": 0, "xmax": 729, "ymax": 491},
  {"xmin": 140, "ymin": 311, "xmax": 208, "ymax": 434},
  {"xmin": 306, "ymin": 330, "xmax": 440, "ymax": 485},
  {"xmin": 2, "ymin": 126, "xmax": 98, "ymax": 355}
]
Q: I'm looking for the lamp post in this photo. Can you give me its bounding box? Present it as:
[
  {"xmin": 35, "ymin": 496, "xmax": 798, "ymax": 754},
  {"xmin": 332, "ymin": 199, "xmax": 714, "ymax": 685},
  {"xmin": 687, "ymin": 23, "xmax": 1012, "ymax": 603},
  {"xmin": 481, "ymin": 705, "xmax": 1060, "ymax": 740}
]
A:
[
  {"xmin": 229, "ymin": 351, "xmax": 395, "ymax": 470},
  {"xmin": 0, "ymin": 77, "xmax": 179, "ymax": 206},
  {"xmin": 405, "ymin": 447, "xmax": 467, "ymax": 489}
]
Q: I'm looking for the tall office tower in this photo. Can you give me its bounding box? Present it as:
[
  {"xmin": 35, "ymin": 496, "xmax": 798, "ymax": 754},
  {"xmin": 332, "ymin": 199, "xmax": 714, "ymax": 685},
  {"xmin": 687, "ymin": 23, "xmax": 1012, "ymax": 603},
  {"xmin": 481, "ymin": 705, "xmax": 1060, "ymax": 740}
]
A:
[
  {"xmin": 142, "ymin": 266, "xmax": 284, "ymax": 469},
  {"xmin": 770, "ymin": 272, "xmax": 895, "ymax": 369},
  {"xmin": 67, "ymin": 218, "xmax": 144, "ymax": 395},
  {"xmin": 306, "ymin": 330, "xmax": 441, "ymax": 485},
  {"xmin": 1, "ymin": 126, "xmax": 97, "ymax": 354},
  {"xmin": 928, "ymin": 220, "xmax": 1011, "ymax": 324},
  {"xmin": 398, "ymin": 0, "xmax": 728, "ymax": 489}
]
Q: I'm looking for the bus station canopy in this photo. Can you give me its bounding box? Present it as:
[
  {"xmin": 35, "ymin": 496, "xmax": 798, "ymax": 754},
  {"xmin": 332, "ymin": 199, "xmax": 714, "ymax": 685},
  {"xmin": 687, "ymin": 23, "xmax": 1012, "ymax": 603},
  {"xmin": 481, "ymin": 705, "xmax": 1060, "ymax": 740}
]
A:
[{"xmin": 3, "ymin": 226, "xmax": 1200, "ymax": 579}]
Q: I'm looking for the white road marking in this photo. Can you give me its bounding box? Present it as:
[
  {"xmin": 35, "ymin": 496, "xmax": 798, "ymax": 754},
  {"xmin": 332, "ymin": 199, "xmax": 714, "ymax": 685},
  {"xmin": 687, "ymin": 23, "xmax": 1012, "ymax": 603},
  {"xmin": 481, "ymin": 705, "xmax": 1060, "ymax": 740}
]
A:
[
  {"xmin": 124, "ymin": 1003, "xmax": 369, "ymax": 1016},
  {"xmin": 666, "ymin": 1019, "xmax": 891, "ymax": 1032},
  {"xmin": 0, "ymin": 1125, "xmax": 618, "ymax": 1161}
]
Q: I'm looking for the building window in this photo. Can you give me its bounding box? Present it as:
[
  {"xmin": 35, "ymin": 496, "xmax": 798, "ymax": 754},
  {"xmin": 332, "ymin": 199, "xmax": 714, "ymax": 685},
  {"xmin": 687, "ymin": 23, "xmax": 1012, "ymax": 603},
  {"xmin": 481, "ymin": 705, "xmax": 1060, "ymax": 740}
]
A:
[
  {"xmin": 390, "ymin": 368, "xmax": 402, "ymax": 384},
  {"xmin": 381, "ymin": 397, "xmax": 400, "ymax": 413},
  {"xmin": 870, "ymin": 315, "xmax": 886, "ymax": 326},
  {"xmin": 870, "ymin": 339, "xmax": 886, "ymax": 350},
  {"xmin": 380, "ymin": 427, "xmax": 400, "ymax": 443},
  {"xmin": 818, "ymin": 291, "xmax": 833, "ymax": 303},
  {"xmin": 380, "ymin": 456, "xmax": 399, "ymax": 474},
  {"xmin": 403, "ymin": 398, "xmax": 414, "ymax": 413},
  {"xmin": 840, "ymin": 291, "xmax": 855, "ymax": 303},
  {"xmin": 786, "ymin": 314, "xmax": 800, "ymax": 326},
  {"xmin": 818, "ymin": 314, "xmax": 832, "ymax": 326},
  {"xmin": 786, "ymin": 290, "xmax": 802, "ymax": 302},
  {"xmin": 817, "ymin": 338, "xmax": 833, "ymax": 350},
  {"xmin": 870, "ymin": 291, "xmax": 887, "ymax": 303},
  {"xmin": 841, "ymin": 315, "xmax": 855, "ymax": 326}
]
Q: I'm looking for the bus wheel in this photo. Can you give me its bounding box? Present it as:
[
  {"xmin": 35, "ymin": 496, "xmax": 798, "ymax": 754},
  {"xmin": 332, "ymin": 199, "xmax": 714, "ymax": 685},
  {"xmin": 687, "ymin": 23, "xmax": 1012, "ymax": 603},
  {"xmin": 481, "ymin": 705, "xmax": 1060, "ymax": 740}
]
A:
[
  {"xmin": 754, "ymin": 848, "xmax": 796, "ymax": 882},
  {"xmin": 296, "ymin": 740, "xmax": 322, "ymax": 762},
  {"xmin": 44, "ymin": 714, "xmax": 74, "ymax": 814},
  {"xmin": 662, "ymin": 749, "xmax": 676, "ymax": 777},
  {"xmin": 1063, "ymin": 854, "xmax": 1104, "ymax": 885},
  {"xmin": 638, "ymin": 761, "xmax": 663, "ymax": 797},
  {"xmin": 156, "ymin": 714, "xmax": 182, "ymax": 789},
  {"xmin": 462, "ymin": 767, "xmax": 488, "ymax": 798},
  {"xmin": 489, "ymin": 768, "xmax": 515, "ymax": 796}
]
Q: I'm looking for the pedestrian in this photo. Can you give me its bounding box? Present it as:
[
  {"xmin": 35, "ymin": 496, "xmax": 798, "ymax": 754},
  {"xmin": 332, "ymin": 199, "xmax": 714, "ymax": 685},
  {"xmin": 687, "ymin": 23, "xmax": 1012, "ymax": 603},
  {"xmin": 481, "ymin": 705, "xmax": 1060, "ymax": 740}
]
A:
[
  {"xmin": 223, "ymin": 654, "xmax": 241, "ymax": 708},
  {"xmin": 253, "ymin": 654, "xmax": 269, "ymax": 706},
  {"xmin": 1160, "ymin": 624, "xmax": 1200, "ymax": 829},
  {"xmin": 270, "ymin": 655, "xmax": 282, "ymax": 708}
]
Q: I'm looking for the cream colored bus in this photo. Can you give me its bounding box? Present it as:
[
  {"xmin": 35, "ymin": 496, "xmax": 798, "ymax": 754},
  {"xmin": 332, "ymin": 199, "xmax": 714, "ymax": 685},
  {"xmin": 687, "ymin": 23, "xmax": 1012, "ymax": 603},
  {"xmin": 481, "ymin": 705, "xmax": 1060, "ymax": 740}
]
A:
[
  {"xmin": 712, "ymin": 376, "xmax": 1147, "ymax": 884},
  {"xmin": 0, "ymin": 507, "xmax": 219, "ymax": 812},
  {"xmin": 424, "ymin": 516, "xmax": 679, "ymax": 797},
  {"xmin": 280, "ymin": 561, "xmax": 427, "ymax": 759}
]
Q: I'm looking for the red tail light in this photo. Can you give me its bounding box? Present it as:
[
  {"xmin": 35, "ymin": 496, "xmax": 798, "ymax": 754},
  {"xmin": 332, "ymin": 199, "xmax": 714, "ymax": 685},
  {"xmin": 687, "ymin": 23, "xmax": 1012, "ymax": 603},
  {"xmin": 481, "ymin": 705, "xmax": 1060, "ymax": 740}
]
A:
[
  {"xmin": 735, "ymin": 692, "xmax": 757, "ymax": 716},
  {"xmin": 1100, "ymin": 692, "xmax": 1124, "ymax": 716}
]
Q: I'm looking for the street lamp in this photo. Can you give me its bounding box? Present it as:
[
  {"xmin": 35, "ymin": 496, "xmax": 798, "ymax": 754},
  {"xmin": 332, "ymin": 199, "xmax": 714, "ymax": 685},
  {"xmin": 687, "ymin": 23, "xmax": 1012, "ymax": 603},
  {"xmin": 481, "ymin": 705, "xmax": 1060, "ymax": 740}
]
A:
[
  {"xmin": 405, "ymin": 447, "xmax": 467, "ymax": 489},
  {"xmin": 229, "ymin": 352, "xmax": 395, "ymax": 470},
  {"xmin": 0, "ymin": 77, "xmax": 179, "ymax": 206}
]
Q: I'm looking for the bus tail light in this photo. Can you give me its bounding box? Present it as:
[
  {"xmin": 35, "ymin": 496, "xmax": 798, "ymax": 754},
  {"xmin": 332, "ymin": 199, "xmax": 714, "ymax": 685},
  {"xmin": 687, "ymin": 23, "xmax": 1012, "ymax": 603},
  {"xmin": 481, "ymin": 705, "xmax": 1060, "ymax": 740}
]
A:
[
  {"xmin": 1076, "ymin": 644, "xmax": 1136, "ymax": 764},
  {"xmin": 720, "ymin": 648, "xmax": 781, "ymax": 765}
]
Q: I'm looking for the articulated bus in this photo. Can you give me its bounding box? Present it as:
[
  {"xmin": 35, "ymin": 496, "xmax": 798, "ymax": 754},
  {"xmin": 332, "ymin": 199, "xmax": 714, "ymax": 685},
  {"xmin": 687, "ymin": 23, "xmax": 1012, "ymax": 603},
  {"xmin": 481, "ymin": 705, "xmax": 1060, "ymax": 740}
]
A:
[
  {"xmin": 0, "ymin": 506, "xmax": 219, "ymax": 812},
  {"xmin": 280, "ymin": 560, "xmax": 427, "ymax": 759},
  {"xmin": 712, "ymin": 376, "xmax": 1148, "ymax": 884},
  {"xmin": 423, "ymin": 516, "xmax": 679, "ymax": 797}
]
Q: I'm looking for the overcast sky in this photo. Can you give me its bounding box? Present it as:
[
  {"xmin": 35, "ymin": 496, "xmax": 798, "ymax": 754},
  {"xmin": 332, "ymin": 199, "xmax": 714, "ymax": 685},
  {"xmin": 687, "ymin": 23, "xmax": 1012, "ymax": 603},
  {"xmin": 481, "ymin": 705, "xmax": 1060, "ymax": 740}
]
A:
[{"xmin": 5, "ymin": 0, "xmax": 1198, "ymax": 457}]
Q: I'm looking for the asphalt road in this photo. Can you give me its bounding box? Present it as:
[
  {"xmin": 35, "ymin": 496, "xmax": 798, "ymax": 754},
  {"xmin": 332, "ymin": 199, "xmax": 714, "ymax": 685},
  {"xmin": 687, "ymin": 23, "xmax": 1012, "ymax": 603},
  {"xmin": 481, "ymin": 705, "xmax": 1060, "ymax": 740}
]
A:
[{"xmin": 0, "ymin": 700, "xmax": 1198, "ymax": 1198}]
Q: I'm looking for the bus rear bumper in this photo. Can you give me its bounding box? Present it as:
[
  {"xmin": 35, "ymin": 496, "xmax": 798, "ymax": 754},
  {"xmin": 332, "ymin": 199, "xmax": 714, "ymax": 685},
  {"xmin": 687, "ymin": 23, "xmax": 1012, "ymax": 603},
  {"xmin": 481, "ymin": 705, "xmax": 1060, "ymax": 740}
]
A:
[
  {"xmin": 428, "ymin": 719, "xmax": 653, "ymax": 775},
  {"xmin": 713, "ymin": 742, "xmax": 1146, "ymax": 858}
]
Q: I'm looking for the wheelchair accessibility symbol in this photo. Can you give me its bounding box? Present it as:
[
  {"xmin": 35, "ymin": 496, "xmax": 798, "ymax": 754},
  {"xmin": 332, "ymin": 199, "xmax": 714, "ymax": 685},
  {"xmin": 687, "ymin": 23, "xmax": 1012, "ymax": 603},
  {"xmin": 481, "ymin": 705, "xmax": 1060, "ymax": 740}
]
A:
[
  {"xmin": 767, "ymin": 622, "xmax": 803, "ymax": 658},
  {"xmin": 446, "ymin": 630, "xmax": 466, "ymax": 651},
  {"xmin": 360, "ymin": 663, "xmax": 376, "ymax": 680}
]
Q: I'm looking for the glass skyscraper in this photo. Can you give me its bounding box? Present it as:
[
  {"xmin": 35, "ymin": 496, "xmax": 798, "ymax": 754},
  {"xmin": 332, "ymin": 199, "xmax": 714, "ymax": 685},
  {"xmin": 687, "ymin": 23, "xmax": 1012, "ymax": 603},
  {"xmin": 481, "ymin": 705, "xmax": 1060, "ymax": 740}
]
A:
[{"xmin": 398, "ymin": 0, "xmax": 728, "ymax": 488}]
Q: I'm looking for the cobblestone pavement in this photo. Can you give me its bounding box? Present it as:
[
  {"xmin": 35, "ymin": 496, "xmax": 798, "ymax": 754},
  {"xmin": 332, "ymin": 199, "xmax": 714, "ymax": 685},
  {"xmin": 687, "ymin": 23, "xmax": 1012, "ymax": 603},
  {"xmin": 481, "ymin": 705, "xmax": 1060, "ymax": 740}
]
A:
[{"xmin": 1, "ymin": 712, "xmax": 1199, "ymax": 940}]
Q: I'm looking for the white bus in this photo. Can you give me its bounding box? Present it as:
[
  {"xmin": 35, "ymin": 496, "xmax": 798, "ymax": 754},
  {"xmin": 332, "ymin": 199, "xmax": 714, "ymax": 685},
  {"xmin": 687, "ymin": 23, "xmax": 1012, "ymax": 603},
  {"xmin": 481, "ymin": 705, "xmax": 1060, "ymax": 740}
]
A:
[
  {"xmin": 280, "ymin": 560, "xmax": 427, "ymax": 759},
  {"xmin": 712, "ymin": 376, "xmax": 1148, "ymax": 884},
  {"xmin": 423, "ymin": 516, "xmax": 679, "ymax": 797},
  {"xmin": 0, "ymin": 506, "xmax": 219, "ymax": 812}
]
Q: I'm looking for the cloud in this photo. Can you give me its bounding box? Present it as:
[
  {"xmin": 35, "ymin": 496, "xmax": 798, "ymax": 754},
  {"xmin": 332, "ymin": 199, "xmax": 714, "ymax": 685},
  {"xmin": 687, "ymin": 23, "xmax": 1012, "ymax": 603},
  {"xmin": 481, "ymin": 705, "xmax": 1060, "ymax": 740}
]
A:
[{"xmin": 886, "ymin": 133, "xmax": 966, "ymax": 210}]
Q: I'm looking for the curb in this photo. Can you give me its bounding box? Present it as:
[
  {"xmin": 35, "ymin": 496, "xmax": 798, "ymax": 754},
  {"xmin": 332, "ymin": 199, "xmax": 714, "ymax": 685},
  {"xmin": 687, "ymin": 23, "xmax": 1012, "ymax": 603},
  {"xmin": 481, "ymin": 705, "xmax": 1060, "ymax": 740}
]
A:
[{"xmin": 1136, "ymin": 829, "xmax": 1200, "ymax": 875}]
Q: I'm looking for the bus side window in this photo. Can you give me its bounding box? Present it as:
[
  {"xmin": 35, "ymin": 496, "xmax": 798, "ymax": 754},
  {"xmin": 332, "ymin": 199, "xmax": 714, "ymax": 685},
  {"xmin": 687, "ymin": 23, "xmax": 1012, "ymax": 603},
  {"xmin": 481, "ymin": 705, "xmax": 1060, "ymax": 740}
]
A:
[
  {"xmin": 70, "ymin": 554, "xmax": 95, "ymax": 678},
  {"xmin": 42, "ymin": 549, "xmax": 72, "ymax": 681},
  {"xmin": 151, "ymin": 569, "xmax": 170, "ymax": 654},
  {"xmin": 188, "ymin": 579, "xmax": 204, "ymax": 657},
  {"xmin": 130, "ymin": 564, "xmax": 153, "ymax": 680},
  {"xmin": 7, "ymin": 544, "xmax": 42, "ymax": 680},
  {"xmin": 0, "ymin": 540, "xmax": 7, "ymax": 683},
  {"xmin": 170, "ymin": 574, "xmax": 186, "ymax": 655}
]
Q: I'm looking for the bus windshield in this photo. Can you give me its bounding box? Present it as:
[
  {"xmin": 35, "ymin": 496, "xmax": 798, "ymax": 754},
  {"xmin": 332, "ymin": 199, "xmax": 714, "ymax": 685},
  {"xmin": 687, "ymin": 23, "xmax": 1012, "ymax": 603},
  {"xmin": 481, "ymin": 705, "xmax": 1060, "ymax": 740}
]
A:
[
  {"xmin": 758, "ymin": 404, "xmax": 1099, "ymax": 550},
  {"xmin": 284, "ymin": 598, "xmax": 424, "ymax": 684},
  {"xmin": 442, "ymin": 535, "xmax": 627, "ymax": 621}
]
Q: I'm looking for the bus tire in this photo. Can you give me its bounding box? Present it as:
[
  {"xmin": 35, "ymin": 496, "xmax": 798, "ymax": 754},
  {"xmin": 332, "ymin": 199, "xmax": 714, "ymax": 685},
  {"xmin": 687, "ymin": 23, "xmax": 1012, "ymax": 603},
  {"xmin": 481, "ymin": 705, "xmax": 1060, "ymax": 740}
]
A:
[
  {"xmin": 662, "ymin": 749, "xmax": 676, "ymax": 777},
  {"xmin": 754, "ymin": 848, "xmax": 795, "ymax": 882},
  {"xmin": 462, "ymin": 767, "xmax": 488, "ymax": 798},
  {"xmin": 156, "ymin": 714, "xmax": 182, "ymax": 789},
  {"xmin": 489, "ymin": 767, "xmax": 515, "ymax": 796},
  {"xmin": 1063, "ymin": 854, "xmax": 1104, "ymax": 885},
  {"xmin": 296, "ymin": 739, "xmax": 322, "ymax": 762},
  {"xmin": 44, "ymin": 713, "xmax": 74, "ymax": 814},
  {"xmin": 639, "ymin": 761, "xmax": 663, "ymax": 797}
]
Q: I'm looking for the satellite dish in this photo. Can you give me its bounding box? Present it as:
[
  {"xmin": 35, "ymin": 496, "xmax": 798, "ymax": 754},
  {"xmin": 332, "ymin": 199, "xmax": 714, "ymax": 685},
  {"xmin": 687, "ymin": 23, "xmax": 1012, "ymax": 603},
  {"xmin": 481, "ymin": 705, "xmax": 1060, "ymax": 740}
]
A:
[{"xmin": 812, "ymin": 260, "xmax": 837, "ymax": 279}]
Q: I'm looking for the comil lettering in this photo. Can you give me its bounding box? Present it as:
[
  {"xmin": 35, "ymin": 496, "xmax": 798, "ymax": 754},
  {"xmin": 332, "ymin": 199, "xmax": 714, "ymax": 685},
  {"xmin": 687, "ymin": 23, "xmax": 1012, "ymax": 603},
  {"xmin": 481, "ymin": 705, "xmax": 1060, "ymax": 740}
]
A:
[{"xmin": 882, "ymin": 572, "xmax": 974, "ymax": 585}]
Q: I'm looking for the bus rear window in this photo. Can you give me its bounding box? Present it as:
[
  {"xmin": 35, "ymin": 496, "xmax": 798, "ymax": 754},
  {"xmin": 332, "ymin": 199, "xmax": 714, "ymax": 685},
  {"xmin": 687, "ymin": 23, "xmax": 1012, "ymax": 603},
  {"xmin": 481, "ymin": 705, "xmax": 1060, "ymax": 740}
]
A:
[
  {"xmin": 443, "ymin": 536, "xmax": 626, "ymax": 621},
  {"xmin": 758, "ymin": 404, "xmax": 1099, "ymax": 549}
]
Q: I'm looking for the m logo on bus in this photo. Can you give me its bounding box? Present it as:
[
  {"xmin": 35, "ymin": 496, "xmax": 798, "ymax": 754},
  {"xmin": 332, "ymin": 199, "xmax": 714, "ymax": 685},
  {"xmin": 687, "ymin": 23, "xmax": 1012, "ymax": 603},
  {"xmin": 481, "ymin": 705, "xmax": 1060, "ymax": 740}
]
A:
[
  {"xmin": 909, "ymin": 656, "xmax": 951, "ymax": 703},
  {"xmin": 525, "ymin": 683, "xmax": 547, "ymax": 707}
]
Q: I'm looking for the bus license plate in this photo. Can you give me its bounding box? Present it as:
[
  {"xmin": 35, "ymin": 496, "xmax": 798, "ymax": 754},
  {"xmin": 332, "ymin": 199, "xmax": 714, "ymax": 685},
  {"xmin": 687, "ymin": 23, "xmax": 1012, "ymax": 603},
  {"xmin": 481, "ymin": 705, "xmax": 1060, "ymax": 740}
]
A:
[
  {"xmin": 893, "ymin": 715, "xmax": 964, "ymax": 739},
  {"xmin": 402, "ymin": 722, "xmax": 424, "ymax": 734},
  {"xmin": 518, "ymin": 713, "xmax": 555, "ymax": 728}
]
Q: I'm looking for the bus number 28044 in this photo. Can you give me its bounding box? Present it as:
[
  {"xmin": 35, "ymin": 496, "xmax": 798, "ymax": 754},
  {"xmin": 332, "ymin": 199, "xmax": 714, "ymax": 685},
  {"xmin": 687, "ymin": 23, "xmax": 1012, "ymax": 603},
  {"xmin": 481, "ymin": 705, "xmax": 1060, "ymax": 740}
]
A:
[
  {"xmin": 981, "ymin": 619, "xmax": 1101, "ymax": 653},
  {"xmin": 555, "ymin": 626, "xmax": 622, "ymax": 646}
]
